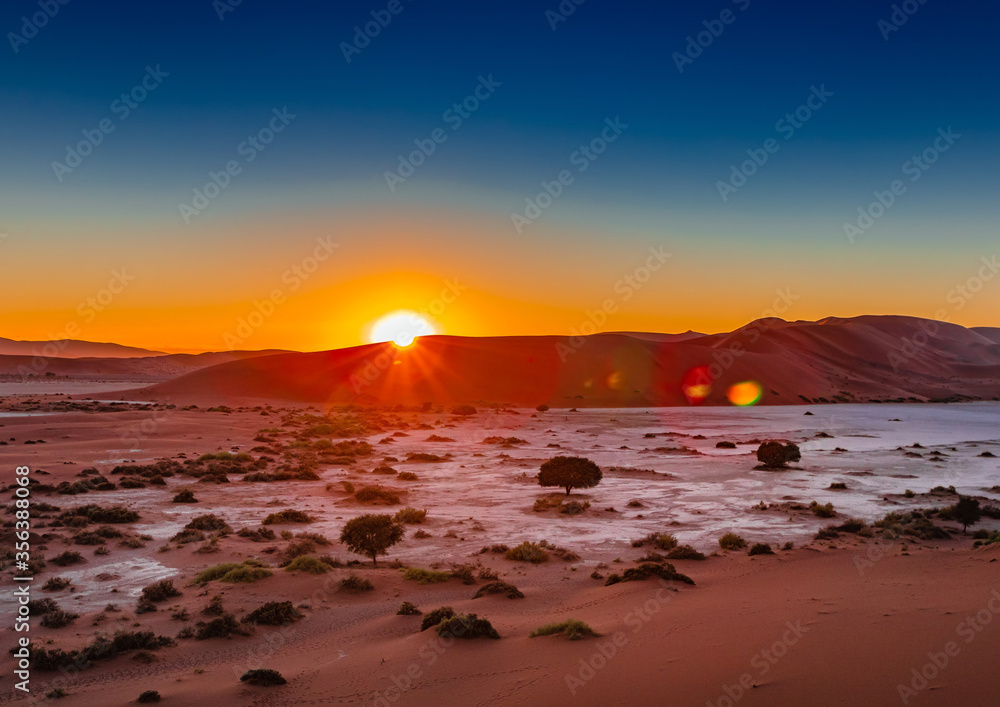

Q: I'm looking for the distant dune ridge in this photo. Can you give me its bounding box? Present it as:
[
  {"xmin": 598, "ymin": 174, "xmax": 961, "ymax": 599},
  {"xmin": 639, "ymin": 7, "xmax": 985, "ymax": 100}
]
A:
[
  {"xmin": 0, "ymin": 337, "xmax": 166, "ymax": 358},
  {"xmin": 127, "ymin": 315, "xmax": 1000, "ymax": 406}
]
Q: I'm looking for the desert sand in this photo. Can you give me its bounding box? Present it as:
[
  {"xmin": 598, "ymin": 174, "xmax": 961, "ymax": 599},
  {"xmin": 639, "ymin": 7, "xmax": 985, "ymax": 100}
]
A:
[{"xmin": 2, "ymin": 389, "xmax": 998, "ymax": 706}]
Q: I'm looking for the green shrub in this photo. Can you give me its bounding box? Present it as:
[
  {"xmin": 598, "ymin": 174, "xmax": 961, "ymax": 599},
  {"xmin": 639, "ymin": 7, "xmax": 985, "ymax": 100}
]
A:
[
  {"xmin": 341, "ymin": 480, "xmax": 355, "ymax": 493},
  {"xmin": 237, "ymin": 526, "xmax": 276, "ymax": 542},
  {"xmin": 397, "ymin": 471, "xmax": 419, "ymax": 481},
  {"xmin": 340, "ymin": 513, "xmax": 405, "ymax": 566},
  {"xmin": 284, "ymin": 555, "xmax": 331, "ymax": 574},
  {"xmin": 240, "ymin": 669, "xmax": 286, "ymax": 686},
  {"xmin": 195, "ymin": 561, "xmax": 271, "ymax": 584},
  {"xmin": 354, "ymin": 486, "xmax": 402, "ymax": 505},
  {"xmin": 263, "ymin": 509, "xmax": 314, "ymax": 525},
  {"xmin": 718, "ymin": 532, "xmax": 746, "ymax": 551},
  {"xmin": 397, "ymin": 601, "xmax": 421, "ymax": 615},
  {"xmin": 141, "ymin": 579, "xmax": 181, "ymax": 603},
  {"xmin": 420, "ymin": 606, "xmax": 456, "ymax": 631},
  {"xmin": 340, "ymin": 574, "xmax": 374, "ymax": 592},
  {"xmin": 653, "ymin": 534, "xmax": 679, "ymax": 551},
  {"xmin": 243, "ymin": 601, "xmax": 302, "ymax": 625},
  {"xmin": 665, "ymin": 545, "xmax": 706, "ymax": 561},
  {"xmin": 810, "ymin": 501, "xmax": 836, "ymax": 518},
  {"xmin": 473, "ymin": 581, "xmax": 523, "ymax": 599},
  {"xmin": 748, "ymin": 543, "xmax": 774, "ymax": 556},
  {"xmin": 42, "ymin": 577, "xmax": 71, "ymax": 591},
  {"xmin": 394, "ymin": 507, "xmax": 427, "ymax": 524},
  {"xmin": 436, "ymin": 613, "xmax": 499, "ymax": 639},
  {"xmin": 402, "ymin": 567, "xmax": 450, "ymax": 584},
  {"xmin": 184, "ymin": 514, "xmax": 232, "ymax": 533},
  {"xmin": 530, "ymin": 619, "xmax": 598, "ymax": 640},
  {"xmin": 172, "ymin": 489, "xmax": 198, "ymax": 503},
  {"xmin": 504, "ymin": 541, "xmax": 549, "ymax": 563},
  {"xmin": 203, "ymin": 595, "xmax": 225, "ymax": 616},
  {"xmin": 137, "ymin": 690, "xmax": 161, "ymax": 703}
]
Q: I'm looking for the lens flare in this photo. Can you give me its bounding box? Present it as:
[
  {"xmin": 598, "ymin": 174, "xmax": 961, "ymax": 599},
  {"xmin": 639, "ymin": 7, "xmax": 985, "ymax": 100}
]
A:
[
  {"xmin": 682, "ymin": 365, "xmax": 713, "ymax": 405},
  {"xmin": 727, "ymin": 381, "xmax": 763, "ymax": 406}
]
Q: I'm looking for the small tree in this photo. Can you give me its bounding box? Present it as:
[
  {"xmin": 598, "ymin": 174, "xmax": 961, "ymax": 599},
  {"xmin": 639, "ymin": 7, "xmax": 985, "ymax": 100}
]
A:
[
  {"xmin": 339, "ymin": 514, "xmax": 404, "ymax": 567},
  {"xmin": 949, "ymin": 496, "xmax": 981, "ymax": 533},
  {"xmin": 538, "ymin": 456, "xmax": 602, "ymax": 496},
  {"xmin": 756, "ymin": 441, "xmax": 801, "ymax": 469}
]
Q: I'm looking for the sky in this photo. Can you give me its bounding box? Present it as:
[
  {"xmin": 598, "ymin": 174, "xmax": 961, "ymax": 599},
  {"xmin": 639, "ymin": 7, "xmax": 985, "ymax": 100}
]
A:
[{"xmin": 1, "ymin": 0, "xmax": 998, "ymax": 352}]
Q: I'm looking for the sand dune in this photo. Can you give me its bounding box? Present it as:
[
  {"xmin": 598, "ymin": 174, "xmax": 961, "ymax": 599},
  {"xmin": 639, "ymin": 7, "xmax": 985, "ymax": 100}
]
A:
[
  {"xmin": 0, "ymin": 337, "xmax": 165, "ymax": 358},
  {"xmin": 138, "ymin": 315, "xmax": 1000, "ymax": 406},
  {"xmin": 0, "ymin": 350, "xmax": 292, "ymax": 381}
]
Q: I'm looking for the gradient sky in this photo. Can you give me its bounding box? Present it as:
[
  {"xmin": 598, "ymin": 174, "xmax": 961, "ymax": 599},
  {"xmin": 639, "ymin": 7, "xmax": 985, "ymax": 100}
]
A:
[{"xmin": 2, "ymin": 0, "xmax": 998, "ymax": 352}]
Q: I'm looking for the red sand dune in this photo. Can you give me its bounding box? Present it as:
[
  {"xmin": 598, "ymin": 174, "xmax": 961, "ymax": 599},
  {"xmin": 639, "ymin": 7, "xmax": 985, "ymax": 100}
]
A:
[{"xmin": 138, "ymin": 315, "xmax": 1000, "ymax": 406}]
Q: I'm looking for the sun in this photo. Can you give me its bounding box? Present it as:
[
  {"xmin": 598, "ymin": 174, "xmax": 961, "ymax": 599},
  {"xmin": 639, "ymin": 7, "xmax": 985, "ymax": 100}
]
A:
[{"xmin": 368, "ymin": 310, "xmax": 439, "ymax": 347}]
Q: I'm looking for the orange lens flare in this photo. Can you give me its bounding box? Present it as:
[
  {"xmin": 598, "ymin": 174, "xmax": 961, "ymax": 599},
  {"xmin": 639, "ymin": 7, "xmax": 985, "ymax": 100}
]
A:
[{"xmin": 727, "ymin": 381, "xmax": 763, "ymax": 406}]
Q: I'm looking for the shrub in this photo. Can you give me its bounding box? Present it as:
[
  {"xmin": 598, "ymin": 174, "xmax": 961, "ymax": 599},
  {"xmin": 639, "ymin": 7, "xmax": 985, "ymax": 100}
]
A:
[
  {"xmin": 394, "ymin": 507, "xmax": 427, "ymax": 524},
  {"xmin": 665, "ymin": 545, "xmax": 706, "ymax": 561},
  {"xmin": 263, "ymin": 509, "xmax": 314, "ymax": 525},
  {"xmin": 341, "ymin": 480, "xmax": 356, "ymax": 493},
  {"xmin": 340, "ymin": 574, "xmax": 374, "ymax": 592},
  {"xmin": 450, "ymin": 405, "xmax": 478, "ymax": 416},
  {"xmin": 137, "ymin": 691, "xmax": 161, "ymax": 703},
  {"xmin": 340, "ymin": 514, "xmax": 405, "ymax": 567},
  {"xmin": 42, "ymin": 577, "xmax": 71, "ymax": 591},
  {"xmin": 243, "ymin": 601, "xmax": 302, "ymax": 625},
  {"xmin": 204, "ymin": 595, "xmax": 225, "ymax": 616},
  {"xmin": 504, "ymin": 541, "xmax": 549, "ymax": 563},
  {"xmin": 195, "ymin": 561, "xmax": 271, "ymax": 584},
  {"xmin": 49, "ymin": 551, "xmax": 85, "ymax": 566},
  {"xmin": 240, "ymin": 669, "xmax": 286, "ymax": 686},
  {"xmin": 184, "ymin": 514, "xmax": 232, "ymax": 533},
  {"xmin": 402, "ymin": 567, "xmax": 450, "ymax": 584},
  {"xmin": 530, "ymin": 619, "xmax": 598, "ymax": 640},
  {"xmin": 372, "ymin": 465, "xmax": 398, "ymax": 475},
  {"xmin": 450, "ymin": 565, "xmax": 476, "ymax": 585},
  {"xmin": 810, "ymin": 501, "xmax": 836, "ymax": 518},
  {"xmin": 748, "ymin": 543, "xmax": 774, "ymax": 556},
  {"xmin": 436, "ymin": 613, "xmax": 499, "ymax": 639},
  {"xmin": 47, "ymin": 688, "xmax": 68, "ymax": 699},
  {"xmin": 406, "ymin": 453, "xmax": 445, "ymax": 463},
  {"xmin": 59, "ymin": 504, "xmax": 140, "ymax": 524},
  {"xmin": 829, "ymin": 482, "xmax": 848, "ymax": 490},
  {"xmin": 141, "ymin": 579, "xmax": 181, "ymax": 603},
  {"xmin": 718, "ymin": 532, "xmax": 746, "ymax": 551},
  {"xmin": 237, "ymin": 526, "xmax": 276, "ymax": 542},
  {"xmin": 398, "ymin": 601, "xmax": 421, "ymax": 615},
  {"xmin": 538, "ymin": 456, "xmax": 602, "ymax": 496},
  {"xmin": 904, "ymin": 489, "xmax": 916, "ymax": 498},
  {"xmin": 420, "ymin": 607, "xmax": 456, "ymax": 631},
  {"xmin": 397, "ymin": 471, "xmax": 419, "ymax": 481},
  {"xmin": 755, "ymin": 441, "xmax": 801, "ymax": 469},
  {"xmin": 605, "ymin": 562, "xmax": 694, "ymax": 586},
  {"xmin": 473, "ymin": 581, "xmax": 524, "ymax": 599},
  {"xmin": 284, "ymin": 555, "xmax": 331, "ymax": 574},
  {"xmin": 40, "ymin": 609, "xmax": 79, "ymax": 628},
  {"xmin": 536, "ymin": 404, "xmax": 549, "ymax": 412},
  {"xmin": 354, "ymin": 486, "xmax": 402, "ymax": 505},
  {"xmin": 195, "ymin": 613, "xmax": 241, "ymax": 639},
  {"xmin": 172, "ymin": 489, "xmax": 198, "ymax": 503}
]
